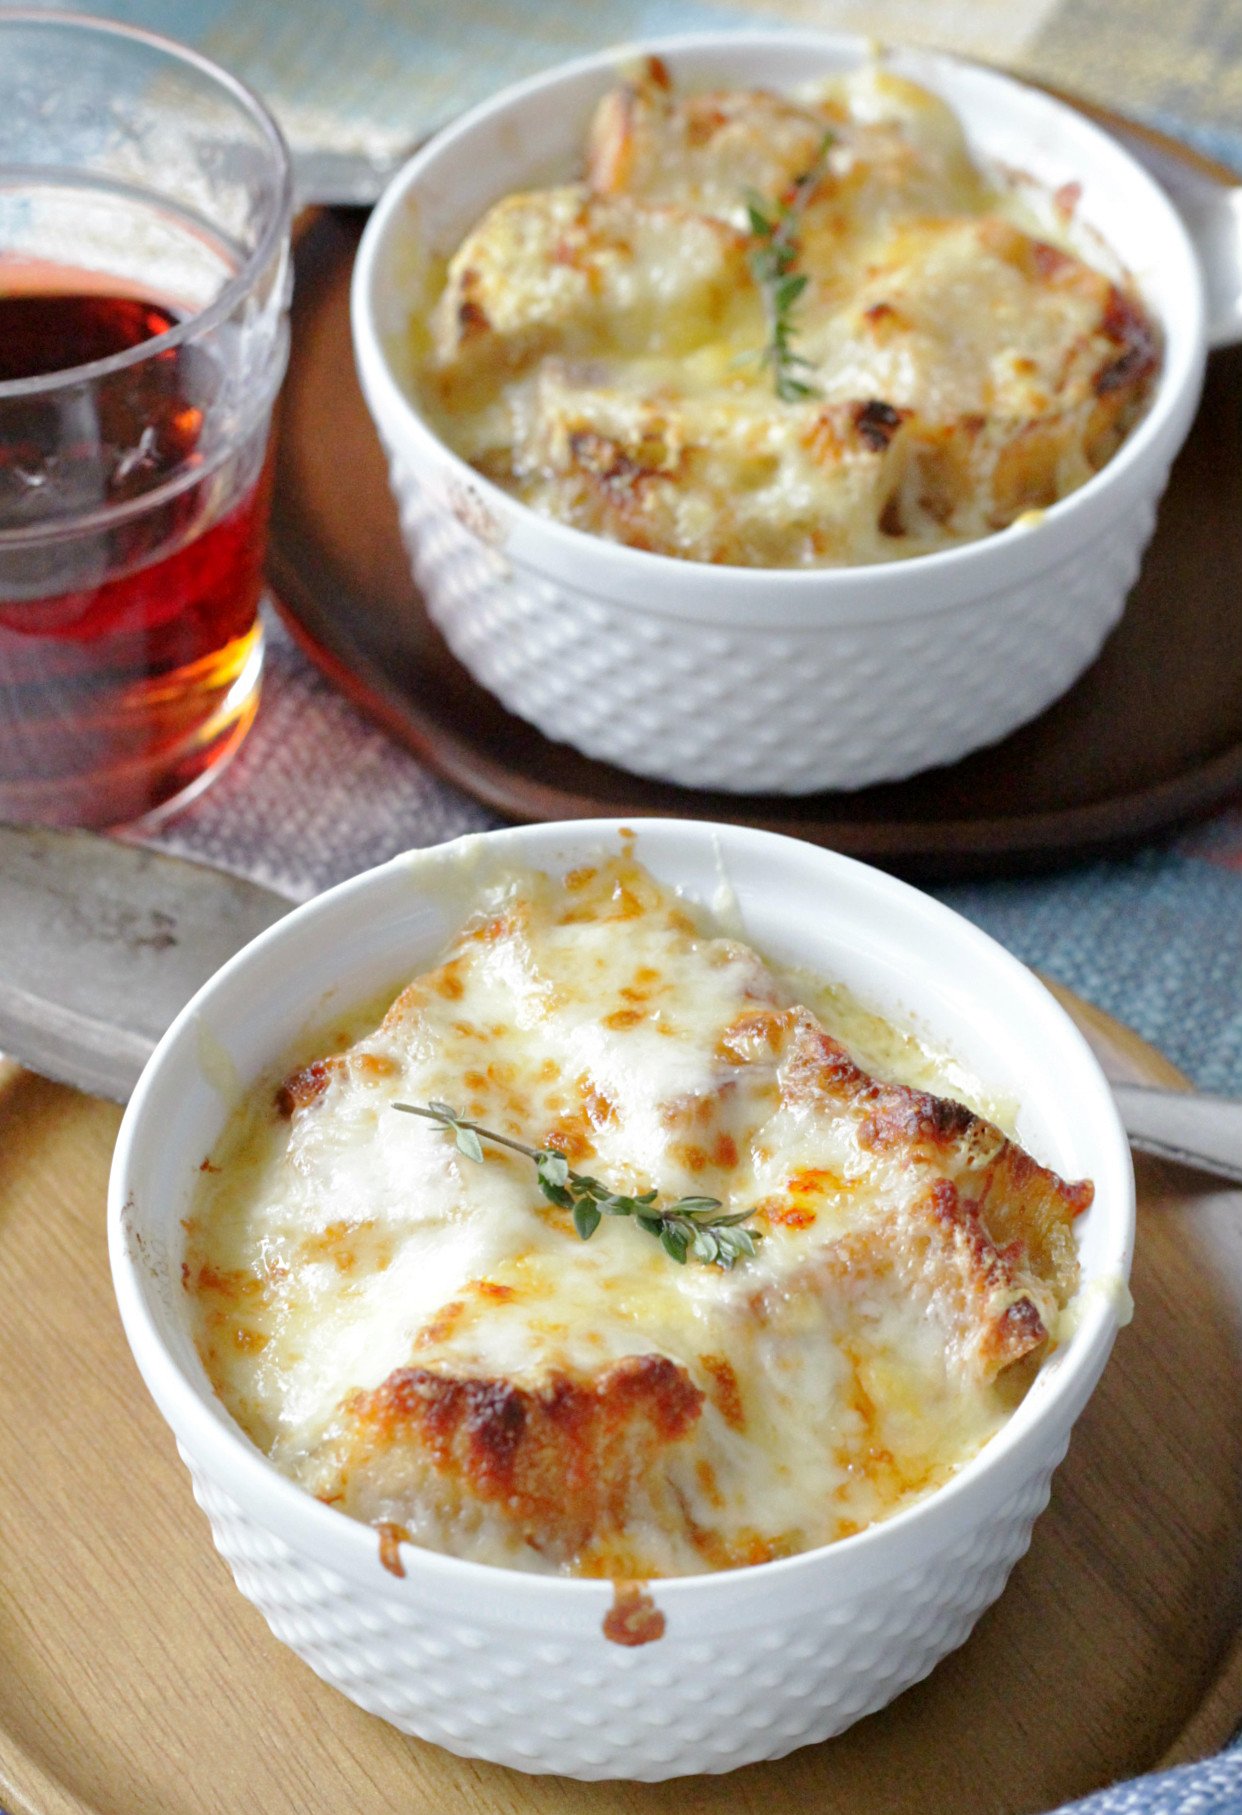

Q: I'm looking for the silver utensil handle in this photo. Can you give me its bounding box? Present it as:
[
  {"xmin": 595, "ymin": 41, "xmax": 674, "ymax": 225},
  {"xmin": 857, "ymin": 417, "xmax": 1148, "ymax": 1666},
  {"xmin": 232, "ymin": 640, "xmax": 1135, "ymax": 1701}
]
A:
[{"xmin": 1112, "ymin": 1082, "xmax": 1242, "ymax": 1184}]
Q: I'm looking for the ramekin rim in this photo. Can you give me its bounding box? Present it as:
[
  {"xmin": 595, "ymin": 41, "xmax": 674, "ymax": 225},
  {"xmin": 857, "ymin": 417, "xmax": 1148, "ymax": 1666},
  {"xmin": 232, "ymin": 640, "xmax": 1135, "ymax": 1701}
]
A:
[
  {"xmin": 108, "ymin": 817, "xmax": 1135, "ymax": 1606},
  {"xmin": 0, "ymin": 7, "xmax": 293, "ymax": 405},
  {"xmin": 350, "ymin": 28, "xmax": 1205, "ymax": 602}
]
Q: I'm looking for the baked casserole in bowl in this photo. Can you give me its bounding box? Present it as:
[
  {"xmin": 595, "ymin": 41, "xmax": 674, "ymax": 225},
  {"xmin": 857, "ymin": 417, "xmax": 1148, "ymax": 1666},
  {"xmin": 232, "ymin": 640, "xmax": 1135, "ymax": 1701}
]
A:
[
  {"xmin": 352, "ymin": 33, "xmax": 1211, "ymax": 795},
  {"xmin": 109, "ymin": 819, "xmax": 1135, "ymax": 1778}
]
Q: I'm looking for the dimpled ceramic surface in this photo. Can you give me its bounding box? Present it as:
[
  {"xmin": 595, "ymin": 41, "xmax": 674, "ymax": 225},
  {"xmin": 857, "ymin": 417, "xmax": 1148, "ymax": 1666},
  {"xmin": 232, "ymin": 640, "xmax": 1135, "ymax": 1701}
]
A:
[
  {"xmin": 186, "ymin": 1448, "xmax": 1063, "ymax": 1777},
  {"xmin": 109, "ymin": 819, "xmax": 1134, "ymax": 1780},
  {"xmin": 388, "ymin": 451, "xmax": 1161, "ymax": 792},
  {"xmin": 352, "ymin": 33, "xmax": 1207, "ymax": 795}
]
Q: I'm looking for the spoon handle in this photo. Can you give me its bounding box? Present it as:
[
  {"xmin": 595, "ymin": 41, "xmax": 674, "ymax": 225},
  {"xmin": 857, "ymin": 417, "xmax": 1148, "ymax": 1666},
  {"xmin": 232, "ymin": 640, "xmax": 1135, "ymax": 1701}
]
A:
[{"xmin": 1112, "ymin": 1081, "xmax": 1242, "ymax": 1184}]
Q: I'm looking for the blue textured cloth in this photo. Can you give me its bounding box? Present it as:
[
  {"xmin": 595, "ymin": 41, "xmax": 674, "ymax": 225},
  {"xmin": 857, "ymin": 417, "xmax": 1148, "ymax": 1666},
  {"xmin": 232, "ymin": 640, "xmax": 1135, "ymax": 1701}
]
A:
[
  {"xmin": 941, "ymin": 846, "xmax": 1242, "ymax": 1095},
  {"xmin": 1057, "ymin": 1756, "xmax": 1242, "ymax": 1813}
]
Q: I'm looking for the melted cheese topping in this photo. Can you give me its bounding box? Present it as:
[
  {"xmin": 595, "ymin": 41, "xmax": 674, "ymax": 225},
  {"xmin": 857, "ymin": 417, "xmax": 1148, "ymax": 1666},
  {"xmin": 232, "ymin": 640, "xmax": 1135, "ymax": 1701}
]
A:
[
  {"xmin": 187, "ymin": 855, "xmax": 1089, "ymax": 1578},
  {"xmin": 411, "ymin": 59, "xmax": 1158, "ymax": 567}
]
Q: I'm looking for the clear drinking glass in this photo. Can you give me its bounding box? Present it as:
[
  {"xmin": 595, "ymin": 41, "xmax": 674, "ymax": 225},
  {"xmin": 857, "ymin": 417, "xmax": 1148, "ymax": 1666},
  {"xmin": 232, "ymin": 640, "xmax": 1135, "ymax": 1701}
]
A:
[{"xmin": 0, "ymin": 9, "xmax": 292, "ymax": 827}]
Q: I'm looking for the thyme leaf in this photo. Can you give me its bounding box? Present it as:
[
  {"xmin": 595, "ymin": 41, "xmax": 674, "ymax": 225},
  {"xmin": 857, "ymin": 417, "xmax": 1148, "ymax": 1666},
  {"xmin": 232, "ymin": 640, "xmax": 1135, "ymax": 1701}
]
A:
[
  {"xmin": 393, "ymin": 1100, "xmax": 764, "ymax": 1271},
  {"xmin": 744, "ymin": 131, "xmax": 834, "ymax": 402}
]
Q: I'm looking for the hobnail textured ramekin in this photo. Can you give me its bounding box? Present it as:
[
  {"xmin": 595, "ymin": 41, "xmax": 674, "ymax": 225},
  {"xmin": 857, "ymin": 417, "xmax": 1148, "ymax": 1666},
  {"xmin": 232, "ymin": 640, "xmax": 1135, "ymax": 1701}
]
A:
[
  {"xmin": 351, "ymin": 33, "xmax": 1208, "ymax": 795},
  {"xmin": 109, "ymin": 820, "xmax": 1135, "ymax": 1779}
]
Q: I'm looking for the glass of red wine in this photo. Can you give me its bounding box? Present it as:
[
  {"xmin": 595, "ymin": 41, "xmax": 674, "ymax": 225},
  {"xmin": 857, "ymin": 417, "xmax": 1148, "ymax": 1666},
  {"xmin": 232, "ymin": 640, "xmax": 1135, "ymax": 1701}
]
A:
[{"xmin": 0, "ymin": 11, "xmax": 292, "ymax": 827}]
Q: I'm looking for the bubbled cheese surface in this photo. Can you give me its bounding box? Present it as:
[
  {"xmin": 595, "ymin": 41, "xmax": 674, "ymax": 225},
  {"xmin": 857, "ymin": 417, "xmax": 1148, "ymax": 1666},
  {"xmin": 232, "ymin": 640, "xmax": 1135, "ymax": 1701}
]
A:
[{"xmin": 186, "ymin": 856, "xmax": 1079, "ymax": 1578}]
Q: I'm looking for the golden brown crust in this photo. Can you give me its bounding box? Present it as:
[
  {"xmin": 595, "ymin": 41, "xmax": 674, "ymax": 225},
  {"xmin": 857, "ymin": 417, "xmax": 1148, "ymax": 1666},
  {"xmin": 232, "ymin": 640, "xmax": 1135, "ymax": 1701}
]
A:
[
  {"xmin": 341, "ymin": 1355, "xmax": 704, "ymax": 1558},
  {"xmin": 777, "ymin": 1012, "xmax": 1090, "ymax": 1373},
  {"xmin": 781, "ymin": 1014, "xmax": 982, "ymax": 1153},
  {"xmin": 376, "ymin": 1520, "xmax": 410, "ymax": 1578},
  {"xmin": 274, "ymin": 1057, "xmax": 337, "ymax": 1117},
  {"xmin": 275, "ymin": 1048, "xmax": 397, "ymax": 1118},
  {"xmin": 699, "ymin": 1354, "xmax": 746, "ymax": 1431},
  {"xmin": 1095, "ymin": 284, "xmax": 1160, "ymax": 396},
  {"xmin": 602, "ymin": 1580, "xmax": 666, "ymax": 1646},
  {"xmin": 421, "ymin": 66, "xmax": 1160, "ymax": 568}
]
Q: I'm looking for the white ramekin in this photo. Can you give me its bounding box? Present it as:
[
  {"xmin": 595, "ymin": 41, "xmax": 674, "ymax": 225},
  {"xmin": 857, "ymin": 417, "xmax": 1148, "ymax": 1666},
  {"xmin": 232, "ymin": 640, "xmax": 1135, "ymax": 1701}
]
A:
[
  {"xmin": 351, "ymin": 33, "xmax": 1217, "ymax": 796},
  {"xmin": 108, "ymin": 819, "xmax": 1134, "ymax": 1780}
]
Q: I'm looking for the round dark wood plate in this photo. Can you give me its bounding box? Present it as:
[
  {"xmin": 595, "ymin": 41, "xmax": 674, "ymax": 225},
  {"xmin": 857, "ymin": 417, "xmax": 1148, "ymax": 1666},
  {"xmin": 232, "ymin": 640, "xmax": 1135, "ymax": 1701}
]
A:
[{"xmin": 267, "ymin": 121, "xmax": 1242, "ymax": 880}]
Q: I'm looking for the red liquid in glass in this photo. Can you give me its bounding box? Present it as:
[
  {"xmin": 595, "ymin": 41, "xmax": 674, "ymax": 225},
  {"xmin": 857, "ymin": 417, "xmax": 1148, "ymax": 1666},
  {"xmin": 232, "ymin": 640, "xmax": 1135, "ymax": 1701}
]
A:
[{"xmin": 0, "ymin": 291, "xmax": 270, "ymax": 827}]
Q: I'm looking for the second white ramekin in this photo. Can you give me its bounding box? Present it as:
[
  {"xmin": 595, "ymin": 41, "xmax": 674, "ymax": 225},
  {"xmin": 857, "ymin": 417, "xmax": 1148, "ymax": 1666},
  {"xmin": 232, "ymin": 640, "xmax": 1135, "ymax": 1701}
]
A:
[
  {"xmin": 351, "ymin": 33, "xmax": 1213, "ymax": 795},
  {"xmin": 108, "ymin": 819, "xmax": 1135, "ymax": 1778}
]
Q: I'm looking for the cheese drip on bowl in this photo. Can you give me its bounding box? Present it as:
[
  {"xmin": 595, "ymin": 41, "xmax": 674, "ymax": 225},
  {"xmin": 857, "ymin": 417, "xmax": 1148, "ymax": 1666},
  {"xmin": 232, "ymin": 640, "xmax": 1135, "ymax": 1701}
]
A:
[
  {"xmin": 185, "ymin": 855, "xmax": 1092, "ymax": 1578},
  {"xmin": 409, "ymin": 58, "xmax": 1159, "ymax": 567}
]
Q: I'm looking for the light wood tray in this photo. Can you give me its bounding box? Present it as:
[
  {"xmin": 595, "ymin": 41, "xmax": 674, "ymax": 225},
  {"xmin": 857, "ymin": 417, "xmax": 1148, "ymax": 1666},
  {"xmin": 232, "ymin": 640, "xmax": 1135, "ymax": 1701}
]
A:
[{"xmin": 2, "ymin": 988, "xmax": 1240, "ymax": 1814}]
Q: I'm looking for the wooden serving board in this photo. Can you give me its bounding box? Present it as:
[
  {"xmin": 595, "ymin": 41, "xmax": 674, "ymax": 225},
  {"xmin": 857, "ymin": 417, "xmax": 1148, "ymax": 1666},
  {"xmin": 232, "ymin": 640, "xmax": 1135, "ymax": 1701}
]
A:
[
  {"xmin": 2, "ymin": 989, "xmax": 1240, "ymax": 1815},
  {"xmin": 267, "ymin": 112, "xmax": 1242, "ymax": 879}
]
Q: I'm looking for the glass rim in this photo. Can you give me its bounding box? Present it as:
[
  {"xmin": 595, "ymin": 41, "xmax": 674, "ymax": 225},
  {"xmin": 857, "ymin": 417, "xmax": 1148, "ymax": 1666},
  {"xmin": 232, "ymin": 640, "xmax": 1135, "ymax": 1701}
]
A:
[{"xmin": 0, "ymin": 6, "xmax": 293, "ymax": 404}]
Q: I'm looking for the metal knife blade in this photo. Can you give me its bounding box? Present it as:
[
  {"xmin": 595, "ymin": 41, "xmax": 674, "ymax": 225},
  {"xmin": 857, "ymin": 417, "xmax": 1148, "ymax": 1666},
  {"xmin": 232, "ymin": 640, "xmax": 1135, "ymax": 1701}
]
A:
[
  {"xmin": 0, "ymin": 825, "xmax": 292, "ymax": 1102},
  {"xmin": 1108, "ymin": 1081, "xmax": 1242, "ymax": 1184}
]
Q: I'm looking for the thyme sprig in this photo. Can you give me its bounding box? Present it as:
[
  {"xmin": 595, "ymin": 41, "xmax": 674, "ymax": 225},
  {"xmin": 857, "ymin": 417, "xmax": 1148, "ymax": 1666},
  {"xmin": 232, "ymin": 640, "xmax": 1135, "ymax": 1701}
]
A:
[
  {"xmin": 393, "ymin": 1100, "xmax": 763, "ymax": 1270},
  {"xmin": 744, "ymin": 132, "xmax": 834, "ymax": 402}
]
